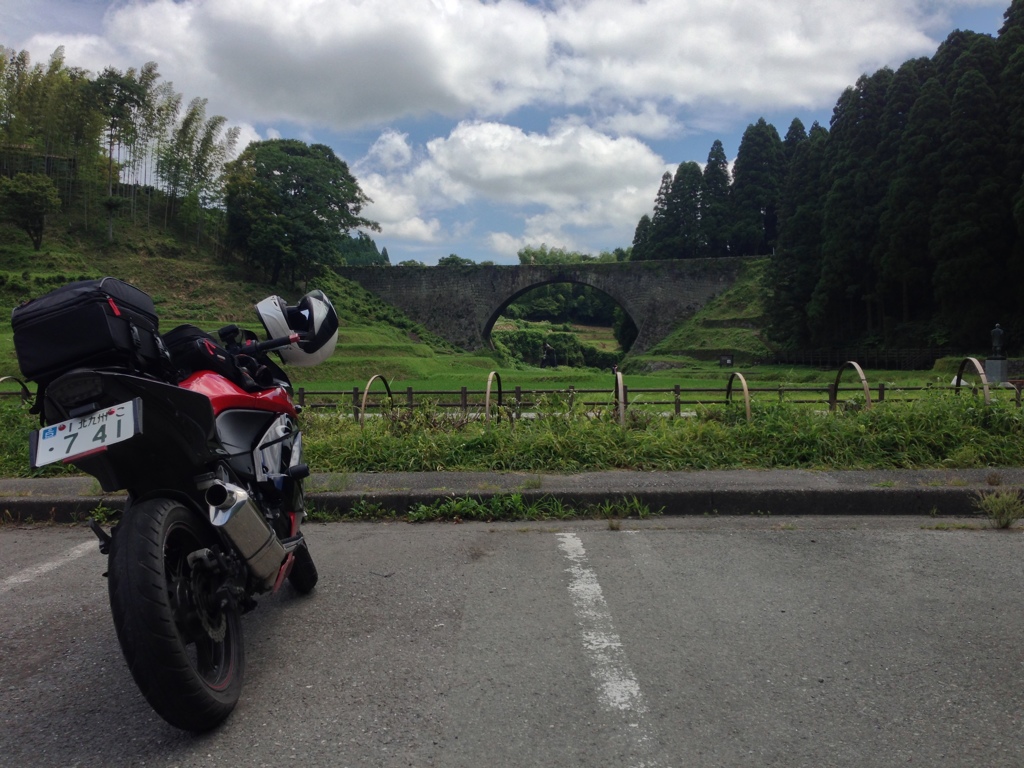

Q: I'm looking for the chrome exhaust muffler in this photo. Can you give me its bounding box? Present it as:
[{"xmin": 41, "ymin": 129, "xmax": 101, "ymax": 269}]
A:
[{"xmin": 205, "ymin": 481, "xmax": 285, "ymax": 589}]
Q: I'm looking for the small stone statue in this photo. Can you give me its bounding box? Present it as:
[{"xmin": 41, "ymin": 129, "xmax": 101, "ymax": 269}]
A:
[{"xmin": 991, "ymin": 324, "xmax": 1005, "ymax": 359}]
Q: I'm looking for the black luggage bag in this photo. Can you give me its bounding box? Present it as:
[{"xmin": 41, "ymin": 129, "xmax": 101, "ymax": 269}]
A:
[
  {"xmin": 163, "ymin": 323, "xmax": 284, "ymax": 392},
  {"xmin": 11, "ymin": 277, "xmax": 170, "ymax": 386}
]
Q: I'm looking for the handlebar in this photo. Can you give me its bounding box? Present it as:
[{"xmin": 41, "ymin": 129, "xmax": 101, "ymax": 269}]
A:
[{"xmin": 241, "ymin": 333, "xmax": 303, "ymax": 354}]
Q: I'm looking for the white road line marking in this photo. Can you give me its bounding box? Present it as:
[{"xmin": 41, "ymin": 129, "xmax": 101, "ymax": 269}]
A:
[
  {"xmin": 0, "ymin": 540, "xmax": 96, "ymax": 595},
  {"xmin": 556, "ymin": 532, "xmax": 662, "ymax": 768}
]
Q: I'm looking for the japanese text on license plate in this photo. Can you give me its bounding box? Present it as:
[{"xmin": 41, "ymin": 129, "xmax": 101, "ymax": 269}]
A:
[{"xmin": 31, "ymin": 399, "xmax": 141, "ymax": 468}]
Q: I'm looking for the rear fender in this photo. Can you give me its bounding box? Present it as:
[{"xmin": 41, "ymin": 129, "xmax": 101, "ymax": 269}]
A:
[{"xmin": 44, "ymin": 370, "xmax": 220, "ymax": 492}]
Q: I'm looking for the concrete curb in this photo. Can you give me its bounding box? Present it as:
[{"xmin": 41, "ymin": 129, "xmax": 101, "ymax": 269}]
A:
[{"xmin": 3, "ymin": 468, "xmax": 1021, "ymax": 523}]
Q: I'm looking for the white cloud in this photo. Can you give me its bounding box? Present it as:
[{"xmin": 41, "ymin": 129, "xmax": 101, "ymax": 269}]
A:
[
  {"xmin": 358, "ymin": 171, "xmax": 444, "ymax": 243},
  {"xmin": 21, "ymin": 0, "xmax": 1003, "ymax": 133},
  {"xmin": 593, "ymin": 103, "xmax": 682, "ymax": 140},
  {"xmin": 361, "ymin": 119, "xmax": 664, "ymax": 251},
  {"xmin": 231, "ymin": 122, "xmax": 262, "ymax": 157},
  {"xmin": 426, "ymin": 121, "xmax": 664, "ymax": 208},
  {"xmin": 486, "ymin": 231, "xmax": 527, "ymax": 258},
  {"xmin": 365, "ymin": 130, "xmax": 413, "ymax": 170}
]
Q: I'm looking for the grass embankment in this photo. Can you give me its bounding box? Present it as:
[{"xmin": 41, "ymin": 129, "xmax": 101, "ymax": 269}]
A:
[
  {"xmin": 297, "ymin": 395, "xmax": 1024, "ymax": 474},
  {"xmin": 4, "ymin": 392, "xmax": 1020, "ymax": 480}
]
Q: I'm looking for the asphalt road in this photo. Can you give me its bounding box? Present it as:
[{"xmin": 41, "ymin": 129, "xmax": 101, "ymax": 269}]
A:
[{"xmin": 2, "ymin": 517, "xmax": 1023, "ymax": 767}]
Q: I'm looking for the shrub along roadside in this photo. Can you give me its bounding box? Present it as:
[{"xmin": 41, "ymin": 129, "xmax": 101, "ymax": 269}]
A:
[
  {"xmin": 2, "ymin": 393, "xmax": 1023, "ymax": 479},
  {"xmin": 301, "ymin": 394, "xmax": 1024, "ymax": 473}
]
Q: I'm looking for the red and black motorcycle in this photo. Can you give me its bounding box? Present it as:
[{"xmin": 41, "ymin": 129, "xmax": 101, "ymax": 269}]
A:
[{"xmin": 12, "ymin": 278, "xmax": 339, "ymax": 731}]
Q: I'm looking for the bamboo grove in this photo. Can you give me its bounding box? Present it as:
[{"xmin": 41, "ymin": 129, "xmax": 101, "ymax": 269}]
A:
[
  {"xmin": 632, "ymin": 1, "xmax": 1024, "ymax": 353},
  {"xmin": 0, "ymin": 45, "xmax": 238, "ymax": 246}
]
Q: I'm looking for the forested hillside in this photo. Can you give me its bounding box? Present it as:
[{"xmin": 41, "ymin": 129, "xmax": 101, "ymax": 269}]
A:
[
  {"xmin": 633, "ymin": 0, "xmax": 1024, "ymax": 352},
  {"xmin": 0, "ymin": 46, "xmax": 386, "ymax": 281}
]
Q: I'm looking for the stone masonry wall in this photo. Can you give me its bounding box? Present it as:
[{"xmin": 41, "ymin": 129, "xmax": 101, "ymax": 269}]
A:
[{"xmin": 338, "ymin": 257, "xmax": 750, "ymax": 354}]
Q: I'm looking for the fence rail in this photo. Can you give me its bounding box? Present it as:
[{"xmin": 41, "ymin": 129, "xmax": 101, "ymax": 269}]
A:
[
  {"xmin": 291, "ymin": 358, "xmax": 1018, "ymax": 425},
  {"xmin": 3, "ymin": 359, "xmax": 1013, "ymax": 427}
]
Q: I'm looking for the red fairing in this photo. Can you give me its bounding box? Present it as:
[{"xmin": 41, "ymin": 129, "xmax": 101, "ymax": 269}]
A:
[{"xmin": 179, "ymin": 370, "xmax": 297, "ymax": 417}]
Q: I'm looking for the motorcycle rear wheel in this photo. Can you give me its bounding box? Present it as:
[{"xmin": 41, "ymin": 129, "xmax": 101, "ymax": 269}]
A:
[{"xmin": 108, "ymin": 497, "xmax": 244, "ymax": 731}]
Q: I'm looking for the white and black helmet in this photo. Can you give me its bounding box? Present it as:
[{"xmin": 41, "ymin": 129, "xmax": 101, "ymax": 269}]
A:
[{"xmin": 255, "ymin": 289, "xmax": 339, "ymax": 366}]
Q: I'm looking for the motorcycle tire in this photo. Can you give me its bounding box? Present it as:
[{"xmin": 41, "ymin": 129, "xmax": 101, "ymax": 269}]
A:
[
  {"xmin": 288, "ymin": 542, "xmax": 319, "ymax": 594},
  {"xmin": 108, "ymin": 497, "xmax": 244, "ymax": 731}
]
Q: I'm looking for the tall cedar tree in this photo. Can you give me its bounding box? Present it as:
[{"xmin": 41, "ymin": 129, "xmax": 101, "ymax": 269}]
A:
[
  {"xmin": 640, "ymin": 172, "xmax": 674, "ymax": 260},
  {"xmin": 808, "ymin": 69, "xmax": 893, "ymax": 345},
  {"xmin": 782, "ymin": 118, "xmax": 807, "ymax": 163},
  {"xmin": 930, "ymin": 67, "xmax": 1013, "ymax": 346},
  {"xmin": 876, "ymin": 76, "xmax": 948, "ymax": 332},
  {"xmin": 662, "ymin": 161, "xmax": 704, "ymax": 259},
  {"xmin": 1000, "ymin": 0, "xmax": 1024, "ymax": 335},
  {"xmin": 767, "ymin": 122, "xmax": 829, "ymax": 347},
  {"xmin": 701, "ymin": 140, "xmax": 731, "ymax": 258},
  {"xmin": 631, "ymin": 214, "xmax": 653, "ymax": 261},
  {"xmin": 729, "ymin": 118, "xmax": 784, "ymax": 256},
  {"xmin": 869, "ymin": 58, "xmax": 932, "ymax": 334}
]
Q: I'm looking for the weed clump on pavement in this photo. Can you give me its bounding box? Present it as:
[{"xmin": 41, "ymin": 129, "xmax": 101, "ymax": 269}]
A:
[
  {"xmin": 306, "ymin": 494, "xmax": 659, "ymax": 523},
  {"xmin": 974, "ymin": 489, "xmax": 1024, "ymax": 529}
]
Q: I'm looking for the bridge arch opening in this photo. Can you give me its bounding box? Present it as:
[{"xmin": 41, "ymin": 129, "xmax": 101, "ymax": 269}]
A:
[{"xmin": 484, "ymin": 279, "xmax": 639, "ymax": 368}]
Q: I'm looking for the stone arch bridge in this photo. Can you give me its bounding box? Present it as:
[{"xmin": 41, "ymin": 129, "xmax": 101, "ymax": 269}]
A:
[{"xmin": 337, "ymin": 257, "xmax": 750, "ymax": 354}]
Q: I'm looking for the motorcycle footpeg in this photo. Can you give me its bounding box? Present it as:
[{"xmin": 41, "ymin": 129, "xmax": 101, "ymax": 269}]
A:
[
  {"xmin": 88, "ymin": 519, "xmax": 113, "ymax": 555},
  {"xmin": 187, "ymin": 547, "xmax": 227, "ymax": 575},
  {"xmin": 287, "ymin": 463, "xmax": 310, "ymax": 480}
]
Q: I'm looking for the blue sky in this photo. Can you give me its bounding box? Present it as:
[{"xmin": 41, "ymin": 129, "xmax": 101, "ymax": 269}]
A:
[{"xmin": 0, "ymin": 0, "xmax": 1010, "ymax": 264}]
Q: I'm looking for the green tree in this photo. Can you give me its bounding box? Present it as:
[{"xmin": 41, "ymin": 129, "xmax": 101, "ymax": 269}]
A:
[
  {"xmin": 782, "ymin": 118, "xmax": 807, "ymax": 163},
  {"xmin": 809, "ymin": 69, "xmax": 893, "ymax": 344},
  {"xmin": 517, "ymin": 244, "xmax": 596, "ymax": 265},
  {"xmin": 91, "ymin": 66, "xmax": 146, "ymax": 241},
  {"xmin": 437, "ymin": 253, "xmax": 475, "ymax": 266},
  {"xmin": 663, "ymin": 161, "xmax": 705, "ymax": 259},
  {"xmin": 0, "ymin": 172, "xmax": 61, "ymax": 249},
  {"xmin": 338, "ymin": 233, "xmax": 387, "ymax": 265},
  {"xmin": 701, "ymin": 140, "xmax": 731, "ymax": 258},
  {"xmin": 768, "ymin": 122, "xmax": 829, "ymax": 346},
  {"xmin": 871, "ymin": 76, "xmax": 947, "ymax": 338},
  {"xmin": 999, "ymin": 2, "xmax": 1024, "ymax": 319},
  {"xmin": 929, "ymin": 68, "xmax": 1013, "ymax": 346},
  {"xmin": 157, "ymin": 97, "xmax": 237, "ymax": 236},
  {"xmin": 730, "ymin": 118, "xmax": 784, "ymax": 256},
  {"xmin": 631, "ymin": 214, "xmax": 653, "ymax": 261},
  {"xmin": 638, "ymin": 172, "xmax": 674, "ymax": 260},
  {"xmin": 224, "ymin": 139, "xmax": 378, "ymax": 285}
]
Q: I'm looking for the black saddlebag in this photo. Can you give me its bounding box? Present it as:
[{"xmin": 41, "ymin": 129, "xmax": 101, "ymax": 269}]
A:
[
  {"xmin": 11, "ymin": 277, "xmax": 171, "ymax": 385},
  {"xmin": 163, "ymin": 324, "xmax": 260, "ymax": 391}
]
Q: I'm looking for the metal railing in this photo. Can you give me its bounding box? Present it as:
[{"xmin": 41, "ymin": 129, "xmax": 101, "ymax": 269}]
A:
[
  {"xmin": 3, "ymin": 360, "xmax": 1010, "ymax": 426},
  {"xmin": 291, "ymin": 358, "xmax": 1018, "ymax": 425}
]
